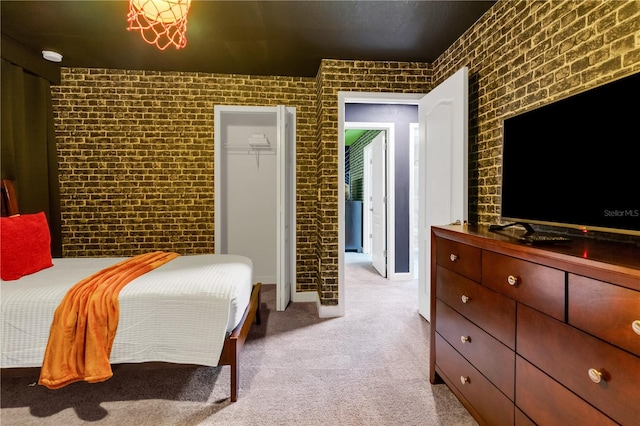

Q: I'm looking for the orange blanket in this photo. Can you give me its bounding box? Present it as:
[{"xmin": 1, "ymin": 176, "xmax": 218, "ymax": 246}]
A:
[{"xmin": 38, "ymin": 251, "xmax": 180, "ymax": 389}]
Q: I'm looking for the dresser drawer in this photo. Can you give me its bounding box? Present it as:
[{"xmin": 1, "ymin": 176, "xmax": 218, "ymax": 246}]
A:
[
  {"xmin": 435, "ymin": 333, "xmax": 514, "ymax": 426},
  {"xmin": 568, "ymin": 274, "xmax": 640, "ymax": 356},
  {"xmin": 435, "ymin": 237, "xmax": 481, "ymax": 282},
  {"xmin": 517, "ymin": 304, "xmax": 640, "ymax": 426},
  {"xmin": 514, "ymin": 408, "xmax": 535, "ymax": 426},
  {"xmin": 436, "ymin": 265, "xmax": 516, "ymax": 349},
  {"xmin": 482, "ymin": 251, "xmax": 565, "ymax": 320},
  {"xmin": 515, "ymin": 356, "xmax": 617, "ymax": 426},
  {"xmin": 436, "ymin": 299, "xmax": 515, "ymax": 400}
]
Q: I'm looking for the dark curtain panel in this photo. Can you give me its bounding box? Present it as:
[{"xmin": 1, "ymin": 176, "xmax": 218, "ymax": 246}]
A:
[{"xmin": 1, "ymin": 58, "xmax": 62, "ymax": 257}]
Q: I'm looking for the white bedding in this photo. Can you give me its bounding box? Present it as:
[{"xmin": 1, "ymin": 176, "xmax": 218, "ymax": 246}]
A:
[{"xmin": 1, "ymin": 254, "xmax": 253, "ymax": 369}]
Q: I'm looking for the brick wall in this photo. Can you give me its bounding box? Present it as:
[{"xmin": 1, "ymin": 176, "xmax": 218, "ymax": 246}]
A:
[
  {"xmin": 432, "ymin": 0, "xmax": 640, "ymax": 225},
  {"xmin": 51, "ymin": 0, "xmax": 640, "ymax": 306},
  {"xmin": 312, "ymin": 1, "xmax": 639, "ymax": 304},
  {"xmin": 314, "ymin": 60, "xmax": 432, "ymax": 304},
  {"xmin": 349, "ymin": 130, "xmax": 382, "ymax": 201},
  {"xmin": 52, "ymin": 70, "xmax": 318, "ymax": 292}
]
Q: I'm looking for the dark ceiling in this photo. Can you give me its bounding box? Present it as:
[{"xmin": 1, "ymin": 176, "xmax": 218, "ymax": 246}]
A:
[{"xmin": 1, "ymin": 1, "xmax": 495, "ymax": 78}]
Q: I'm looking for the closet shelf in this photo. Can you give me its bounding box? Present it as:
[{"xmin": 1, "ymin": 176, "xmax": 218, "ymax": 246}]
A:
[{"xmin": 224, "ymin": 143, "xmax": 276, "ymax": 154}]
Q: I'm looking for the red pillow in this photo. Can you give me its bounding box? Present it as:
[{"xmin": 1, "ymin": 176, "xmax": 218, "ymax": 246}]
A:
[{"xmin": 1, "ymin": 212, "xmax": 53, "ymax": 281}]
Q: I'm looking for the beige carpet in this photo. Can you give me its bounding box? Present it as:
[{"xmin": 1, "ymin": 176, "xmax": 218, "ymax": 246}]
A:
[{"xmin": 1, "ymin": 253, "xmax": 477, "ymax": 425}]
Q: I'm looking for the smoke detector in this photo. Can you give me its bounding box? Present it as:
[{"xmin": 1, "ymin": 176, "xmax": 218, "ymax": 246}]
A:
[{"xmin": 42, "ymin": 50, "xmax": 63, "ymax": 63}]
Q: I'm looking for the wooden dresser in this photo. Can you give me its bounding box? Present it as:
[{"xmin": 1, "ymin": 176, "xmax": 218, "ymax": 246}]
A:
[{"xmin": 430, "ymin": 224, "xmax": 640, "ymax": 426}]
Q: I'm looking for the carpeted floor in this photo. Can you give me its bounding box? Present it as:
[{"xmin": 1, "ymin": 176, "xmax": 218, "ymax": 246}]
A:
[{"xmin": 1, "ymin": 252, "xmax": 477, "ymax": 425}]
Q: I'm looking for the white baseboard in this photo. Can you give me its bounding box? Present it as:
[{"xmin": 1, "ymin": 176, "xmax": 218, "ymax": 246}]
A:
[
  {"xmin": 316, "ymin": 300, "xmax": 343, "ymax": 318},
  {"xmin": 265, "ymin": 288, "xmax": 343, "ymax": 318},
  {"xmin": 292, "ymin": 290, "xmax": 317, "ymax": 303},
  {"xmin": 389, "ymin": 271, "xmax": 414, "ymax": 281}
]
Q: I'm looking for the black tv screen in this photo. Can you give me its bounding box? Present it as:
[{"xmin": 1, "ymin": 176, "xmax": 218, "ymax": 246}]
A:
[{"xmin": 500, "ymin": 72, "xmax": 640, "ymax": 237}]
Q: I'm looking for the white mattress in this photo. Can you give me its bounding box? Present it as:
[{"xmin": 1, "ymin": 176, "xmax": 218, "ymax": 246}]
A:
[{"xmin": 1, "ymin": 254, "xmax": 253, "ymax": 369}]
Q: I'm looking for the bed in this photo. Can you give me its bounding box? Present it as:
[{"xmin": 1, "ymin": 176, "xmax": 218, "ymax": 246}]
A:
[{"xmin": 0, "ymin": 179, "xmax": 261, "ymax": 402}]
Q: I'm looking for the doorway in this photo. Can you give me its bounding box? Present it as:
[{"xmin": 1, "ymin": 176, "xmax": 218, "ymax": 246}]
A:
[
  {"xmin": 344, "ymin": 124, "xmax": 392, "ymax": 278},
  {"xmin": 334, "ymin": 92, "xmax": 424, "ymax": 318},
  {"xmin": 214, "ymin": 105, "xmax": 297, "ymax": 312},
  {"xmin": 334, "ymin": 68, "xmax": 468, "ymax": 320},
  {"xmin": 343, "ymin": 106, "xmax": 419, "ymax": 282}
]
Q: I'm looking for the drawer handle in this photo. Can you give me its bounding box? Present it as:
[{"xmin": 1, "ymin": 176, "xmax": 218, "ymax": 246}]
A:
[
  {"xmin": 633, "ymin": 320, "xmax": 640, "ymax": 336},
  {"xmin": 460, "ymin": 376, "xmax": 469, "ymax": 385},
  {"xmin": 588, "ymin": 368, "xmax": 603, "ymax": 384},
  {"xmin": 507, "ymin": 275, "xmax": 519, "ymax": 286},
  {"xmin": 450, "ymin": 254, "xmax": 458, "ymax": 262},
  {"xmin": 461, "ymin": 295, "xmax": 470, "ymax": 304},
  {"xmin": 460, "ymin": 335, "xmax": 470, "ymax": 343}
]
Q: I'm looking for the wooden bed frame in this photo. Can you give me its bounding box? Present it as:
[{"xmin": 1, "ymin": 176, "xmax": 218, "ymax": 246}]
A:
[
  {"xmin": 0, "ymin": 179, "xmax": 261, "ymax": 402},
  {"xmin": 218, "ymin": 281, "xmax": 261, "ymax": 401}
]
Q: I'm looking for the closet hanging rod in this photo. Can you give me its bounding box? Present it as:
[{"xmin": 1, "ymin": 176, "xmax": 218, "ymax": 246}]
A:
[{"xmin": 224, "ymin": 144, "xmax": 276, "ymax": 154}]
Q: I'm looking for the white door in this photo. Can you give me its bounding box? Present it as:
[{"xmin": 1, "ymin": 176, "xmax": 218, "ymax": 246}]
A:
[
  {"xmin": 411, "ymin": 123, "xmax": 420, "ymax": 279},
  {"xmin": 418, "ymin": 67, "xmax": 469, "ymax": 320},
  {"xmin": 362, "ymin": 144, "xmax": 373, "ymax": 254},
  {"xmin": 371, "ymin": 131, "xmax": 387, "ymax": 277},
  {"xmin": 276, "ymin": 106, "xmax": 295, "ymax": 311}
]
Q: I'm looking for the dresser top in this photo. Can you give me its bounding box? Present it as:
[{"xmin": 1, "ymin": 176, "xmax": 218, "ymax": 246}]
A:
[{"xmin": 432, "ymin": 224, "xmax": 640, "ymax": 291}]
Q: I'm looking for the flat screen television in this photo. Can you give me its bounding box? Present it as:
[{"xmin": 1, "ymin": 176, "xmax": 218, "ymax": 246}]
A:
[{"xmin": 499, "ymin": 72, "xmax": 640, "ymax": 237}]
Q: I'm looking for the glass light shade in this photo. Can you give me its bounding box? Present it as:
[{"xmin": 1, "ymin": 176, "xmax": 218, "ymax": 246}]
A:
[{"xmin": 130, "ymin": 0, "xmax": 191, "ymax": 24}]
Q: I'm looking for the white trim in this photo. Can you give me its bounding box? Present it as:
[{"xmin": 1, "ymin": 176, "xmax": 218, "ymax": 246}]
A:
[
  {"xmin": 393, "ymin": 272, "xmax": 414, "ymax": 281},
  {"xmin": 409, "ymin": 122, "xmax": 419, "ymax": 281},
  {"xmin": 293, "ymin": 290, "xmax": 318, "ymax": 303},
  {"xmin": 285, "ymin": 107, "xmax": 298, "ymax": 307},
  {"xmin": 317, "ymin": 300, "xmax": 343, "ymax": 318},
  {"xmin": 291, "ymin": 289, "xmax": 341, "ymax": 318},
  {"xmin": 362, "ymin": 144, "xmax": 372, "ymax": 254},
  {"xmin": 342, "ymin": 92, "xmax": 426, "ymax": 104},
  {"xmin": 337, "ymin": 98, "xmax": 347, "ymax": 317},
  {"xmin": 385, "ymin": 128, "xmax": 397, "ymax": 280}
]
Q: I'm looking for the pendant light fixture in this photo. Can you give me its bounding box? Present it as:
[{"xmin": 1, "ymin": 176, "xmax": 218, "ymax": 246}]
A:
[{"xmin": 127, "ymin": 0, "xmax": 191, "ymax": 50}]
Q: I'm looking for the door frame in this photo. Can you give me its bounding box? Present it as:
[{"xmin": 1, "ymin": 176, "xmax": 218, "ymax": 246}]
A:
[
  {"xmin": 329, "ymin": 92, "xmax": 425, "ymax": 318},
  {"xmin": 362, "ymin": 143, "xmax": 372, "ymax": 254},
  {"xmin": 214, "ymin": 104, "xmax": 298, "ymax": 311},
  {"xmin": 345, "ymin": 122, "xmax": 394, "ymax": 278},
  {"xmin": 410, "ymin": 122, "xmax": 419, "ymax": 279},
  {"xmin": 276, "ymin": 105, "xmax": 296, "ymax": 311}
]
